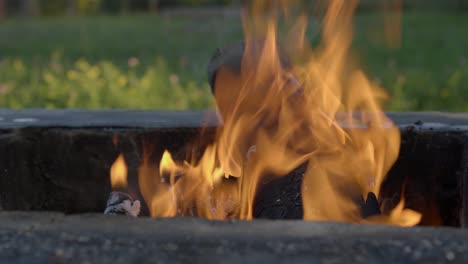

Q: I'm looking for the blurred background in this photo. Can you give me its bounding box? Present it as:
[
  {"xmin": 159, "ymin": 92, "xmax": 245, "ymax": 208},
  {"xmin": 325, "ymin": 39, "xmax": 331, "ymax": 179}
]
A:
[{"xmin": 0, "ymin": 0, "xmax": 466, "ymax": 111}]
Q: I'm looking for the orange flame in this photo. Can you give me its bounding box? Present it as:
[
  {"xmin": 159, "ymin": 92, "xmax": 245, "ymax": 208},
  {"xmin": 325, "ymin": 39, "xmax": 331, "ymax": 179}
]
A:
[
  {"xmin": 110, "ymin": 153, "xmax": 128, "ymax": 190},
  {"xmin": 138, "ymin": 146, "xmax": 237, "ymax": 219},
  {"xmin": 136, "ymin": 0, "xmax": 421, "ymax": 226},
  {"xmin": 368, "ymin": 198, "xmax": 422, "ymax": 227}
]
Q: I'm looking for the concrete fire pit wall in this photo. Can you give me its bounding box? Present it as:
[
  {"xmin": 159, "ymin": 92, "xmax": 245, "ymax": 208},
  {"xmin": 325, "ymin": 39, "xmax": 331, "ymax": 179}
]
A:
[
  {"xmin": 2, "ymin": 211, "xmax": 468, "ymax": 264},
  {"xmin": 1, "ymin": 110, "xmax": 468, "ymax": 227}
]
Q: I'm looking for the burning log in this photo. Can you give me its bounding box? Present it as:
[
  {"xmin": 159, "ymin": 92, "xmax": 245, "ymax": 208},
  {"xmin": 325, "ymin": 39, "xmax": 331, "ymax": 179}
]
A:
[
  {"xmin": 206, "ymin": 38, "xmax": 392, "ymax": 222},
  {"xmin": 104, "ymin": 191, "xmax": 140, "ymax": 217},
  {"xmin": 105, "ymin": 152, "xmax": 140, "ymax": 217}
]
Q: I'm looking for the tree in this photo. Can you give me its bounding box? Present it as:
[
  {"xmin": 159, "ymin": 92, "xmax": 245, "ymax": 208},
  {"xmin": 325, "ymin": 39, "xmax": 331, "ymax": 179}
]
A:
[
  {"xmin": 67, "ymin": 0, "xmax": 76, "ymax": 15},
  {"xmin": 0, "ymin": 0, "xmax": 5, "ymax": 18},
  {"xmin": 149, "ymin": 0, "xmax": 159, "ymax": 13},
  {"xmin": 20, "ymin": 0, "xmax": 40, "ymax": 16},
  {"xmin": 120, "ymin": 0, "xmax": 130, "ymax": 13},
  {"xmin": 459, "ymin": 0, "xmax": 468, "ymax": 10}
]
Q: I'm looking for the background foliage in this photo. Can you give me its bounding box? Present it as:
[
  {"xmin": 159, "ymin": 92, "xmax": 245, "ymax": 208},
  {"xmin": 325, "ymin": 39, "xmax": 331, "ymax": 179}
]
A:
[
  {"xmin": 0, "ymin": 1, "xmax": 467, "ymax": 110},
  {"xmin": 3, "ymin": 0, "xmax": 468, "ymax": 16}
]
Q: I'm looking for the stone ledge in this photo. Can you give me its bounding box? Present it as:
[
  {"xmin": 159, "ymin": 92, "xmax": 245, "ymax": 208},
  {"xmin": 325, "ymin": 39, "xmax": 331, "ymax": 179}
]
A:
[
  {"xmin": 0, "ymin": 109, "xmax": 219, "ymax": 129},
  {"xmin": 2, "ymin": 109, "xmax": 468, "ymax": 131},
  {"xmin": 0, "ymin": 211, "xmax": 467, "ymax": 264}
]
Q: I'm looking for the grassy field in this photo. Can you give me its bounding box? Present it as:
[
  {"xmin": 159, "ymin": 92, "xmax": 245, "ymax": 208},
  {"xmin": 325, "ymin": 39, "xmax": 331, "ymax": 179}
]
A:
[{"xmin": 0, "ymin": 11, "xmax": 467, "ymax": 110}]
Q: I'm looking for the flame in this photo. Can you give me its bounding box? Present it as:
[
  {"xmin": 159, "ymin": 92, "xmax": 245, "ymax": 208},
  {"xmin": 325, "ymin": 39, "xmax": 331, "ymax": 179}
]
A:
[
  {"xmin": 138, "ymin": 146, "xmax": 237, "ymax": 219},
  {"xmin": 110, "ymin": 153, "xmax": 128, "ymax": 190},
  {"xmin": 159, "ymin": 150, "xmax": 179, "ymax": 182},
  {"xmin": 138, "ymin": 147, "xmax": 177, "ymax": 217},
  {"xmin": 368, "ymin": 198, "xmax": 422, "ymax": 227},
  {"xmin": 136, "ymin": 0, "xmax": 421, "ymax": 226}
]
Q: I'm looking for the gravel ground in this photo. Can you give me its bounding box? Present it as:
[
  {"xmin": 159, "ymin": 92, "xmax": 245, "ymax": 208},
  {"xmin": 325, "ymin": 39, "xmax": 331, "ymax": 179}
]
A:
[{"xmin": 1, "ymin": 212, "xmax": 468, "ymax": 264}]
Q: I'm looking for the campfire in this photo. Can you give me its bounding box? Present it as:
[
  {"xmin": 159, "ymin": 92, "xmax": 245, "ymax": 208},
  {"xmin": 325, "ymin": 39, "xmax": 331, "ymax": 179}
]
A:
[
  {"xmin": 3, "ymin": 1, "xmax": 468, "ymax": 262},
  {"xmin": 108, "ymin": 0, "xmax": 421, "ymax": 226}
]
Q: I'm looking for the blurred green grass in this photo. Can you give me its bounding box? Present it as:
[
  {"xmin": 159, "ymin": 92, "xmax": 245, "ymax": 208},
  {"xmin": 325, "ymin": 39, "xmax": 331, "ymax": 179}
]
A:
[{"xmin": 0, "ymin": 12, "xmax": 467, "ymax": 110}]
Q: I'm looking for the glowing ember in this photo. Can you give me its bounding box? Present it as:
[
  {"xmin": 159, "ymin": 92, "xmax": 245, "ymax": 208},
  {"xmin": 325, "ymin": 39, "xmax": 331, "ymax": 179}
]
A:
[
  {"xmin": 135, "ymin": 0, "xmax": 421, "ymax": 226},
  {"xmin": 110, "ymin": 153, "xmax": 128, "ymax": 190}
]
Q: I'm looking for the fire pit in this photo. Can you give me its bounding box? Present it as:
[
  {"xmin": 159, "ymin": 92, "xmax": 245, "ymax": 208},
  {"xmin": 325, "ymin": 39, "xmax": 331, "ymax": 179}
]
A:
[
  {"xmin": 1, "ymin": 110, "xmax": 468, "ymax": 263},
  {"xmin": 0, "ymin": 109, "xmax": 467, "ymax": 224},
  {"xmin": 0, "ymin": 110, "xmax": 468, "ymax": 222}
]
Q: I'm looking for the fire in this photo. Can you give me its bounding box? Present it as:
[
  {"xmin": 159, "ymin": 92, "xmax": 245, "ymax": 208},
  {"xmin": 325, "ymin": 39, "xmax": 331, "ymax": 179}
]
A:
[
  {"xmin": 367, "ymin": 199, "xmax": 422, "ymax": 227},
  {"xmin": 136, "ymin": 0, "xmax": 421, "ymax": 226},
  {"xmin": 139, "ymin": 146, "xmax": 237, "ymax": 219},
  {"xmin": 110, "ymin": 153, "xmax": 128, "ymax": 190},
  {"xmin": 159, "ymin": 150, "xmax": 179, "ymax": 180}
]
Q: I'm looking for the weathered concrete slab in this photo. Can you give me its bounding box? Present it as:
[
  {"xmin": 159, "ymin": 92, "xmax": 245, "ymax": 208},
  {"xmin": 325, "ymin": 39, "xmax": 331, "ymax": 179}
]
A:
[
  {"xmin": 388, "ymin": 112, "xmax": 468, "ymax": 127},
  {"xmin": 0, "ymin": 212, "xmax": 467, "ymax": 264}
]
